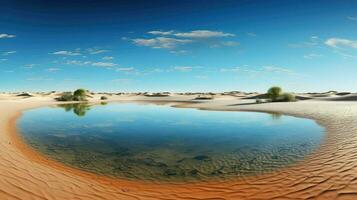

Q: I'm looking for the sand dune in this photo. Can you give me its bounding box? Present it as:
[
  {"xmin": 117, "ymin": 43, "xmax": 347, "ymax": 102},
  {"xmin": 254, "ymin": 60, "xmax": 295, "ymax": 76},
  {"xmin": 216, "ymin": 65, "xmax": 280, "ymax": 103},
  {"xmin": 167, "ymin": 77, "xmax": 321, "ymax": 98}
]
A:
[
  {"xmin": 1, "ymin": 93, "xmax": 357, "ymax": 199},
  {"xmin": 312, "ymin": 93, "xmax": 357, "ymax": 101}
]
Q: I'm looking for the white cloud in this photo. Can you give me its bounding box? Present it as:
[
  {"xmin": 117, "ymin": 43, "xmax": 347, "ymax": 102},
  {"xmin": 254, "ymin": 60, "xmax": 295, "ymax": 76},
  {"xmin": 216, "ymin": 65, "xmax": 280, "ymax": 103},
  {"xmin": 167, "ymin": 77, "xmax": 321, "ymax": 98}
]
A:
[
  {"xmin": 2, "ymin": 51, "xmax": 16, "ymax": 56},
  {"xmin": 52, "ymin": 50, "xmax": 81, "ymax": 56},
  {"xmin": 116, "ymin": 67, "xmax": 135, "ymax": 72},
  {"xmin": 263, "ymin": 66, "xmax": 293, "ymax": 73},
  {"xmin": 173, "ymin": 30, "xmax": 234, "ymax": 38},
  {"xmin": 132, "ymin": 37, "xmax": 192, "ymax": 49},
  {"xmin": 66, "ymin": 60, "xmax": 119, "ymax": 68},
  {"xmin": 87, "ymin": 48, "xmax": 109, "ymax": 54},
  {"xmin": 169, "ymin": 50, "xmax": 189, "ymax": 54},
  {"xmin": 46, "ymin": 67, "xmax": 61, "ymax": 72},
  {"xmin": 148, "ymin": 30, "xmax": 174, "ymax": 35},
  {"xmin": 91, "ymin": 62, "xmax": 117, "ymax": 67},
  {"xmin": 65, "ymin": 60, "xmax": 92, "ymax": 65},
  {"xmin": 0, "ymin": 33, "xmax": 16, "ymax": 39},
  {"xmin": 336, "ymin": 52, "xmax": 357, "ymax": 59},
  {"xmin": 211, "ymin": 41, "xmax": 240, "ymax": 48},
  {"xmin": 325, "ymin": 38, "xmax": 357, "ymax": 48},
  {"xmin": 0, "ymin": 58, "xmax": 8, "ymax": 62},
  {"xmin": 173, "ymin": 66, "xmax": 193, "ymax": 72},
  {"xmin": 131, "ymin": 30, "xmax": 237, "ymax": 52},
  {"xmin": 347, "ymin": 16, "xmax": 357, "ymax": 21},
  {"xmin": 147, "ymin": 30, "xmax": 235, "ymax": 38},
  {"xmin": 220, "ymin": 67, "xmax": 241, "ymax": 72},
  {"xmin": 102, "ymin": 56, "xmax": 114, "ymax": 60}
]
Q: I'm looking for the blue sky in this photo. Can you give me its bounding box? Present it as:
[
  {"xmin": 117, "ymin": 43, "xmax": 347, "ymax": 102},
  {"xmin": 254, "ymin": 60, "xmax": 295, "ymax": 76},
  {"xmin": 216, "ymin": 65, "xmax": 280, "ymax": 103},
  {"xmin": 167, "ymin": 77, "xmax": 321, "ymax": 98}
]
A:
[{"xmin": 1, "ymin": 0, "xmax": 357, "ymax": 92}]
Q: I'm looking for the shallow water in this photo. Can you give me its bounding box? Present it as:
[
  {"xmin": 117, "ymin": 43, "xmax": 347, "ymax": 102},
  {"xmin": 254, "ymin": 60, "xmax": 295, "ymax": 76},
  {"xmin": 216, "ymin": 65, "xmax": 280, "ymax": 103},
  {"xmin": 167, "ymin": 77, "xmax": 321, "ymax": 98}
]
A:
[{"xmin": 18, "ymin": 103, "xmax": 324, "ymax": 181}]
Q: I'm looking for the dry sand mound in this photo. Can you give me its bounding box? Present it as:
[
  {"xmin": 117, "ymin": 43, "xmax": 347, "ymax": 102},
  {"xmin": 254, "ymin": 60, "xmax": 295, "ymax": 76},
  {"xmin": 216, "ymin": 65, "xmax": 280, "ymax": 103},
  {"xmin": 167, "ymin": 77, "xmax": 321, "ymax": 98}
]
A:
[{"xmin": 312, "ymin": 93, "xmax": 357, "ymax": 101}]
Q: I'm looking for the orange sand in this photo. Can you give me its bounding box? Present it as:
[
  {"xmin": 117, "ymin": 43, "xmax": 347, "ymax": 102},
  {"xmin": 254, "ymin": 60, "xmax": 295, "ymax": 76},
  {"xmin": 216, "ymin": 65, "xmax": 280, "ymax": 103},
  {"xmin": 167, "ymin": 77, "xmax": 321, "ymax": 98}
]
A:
[{"xmin": 1, "ymin": 96, "xmax": 357, "ymax": 199}]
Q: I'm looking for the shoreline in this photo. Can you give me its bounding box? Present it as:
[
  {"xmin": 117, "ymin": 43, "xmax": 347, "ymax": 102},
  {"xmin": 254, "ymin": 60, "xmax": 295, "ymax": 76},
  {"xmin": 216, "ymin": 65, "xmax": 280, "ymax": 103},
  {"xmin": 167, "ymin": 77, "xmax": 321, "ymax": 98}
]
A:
[{"xmin": 1, "ymin": 98, "xmax": 357, "ymax": 199}]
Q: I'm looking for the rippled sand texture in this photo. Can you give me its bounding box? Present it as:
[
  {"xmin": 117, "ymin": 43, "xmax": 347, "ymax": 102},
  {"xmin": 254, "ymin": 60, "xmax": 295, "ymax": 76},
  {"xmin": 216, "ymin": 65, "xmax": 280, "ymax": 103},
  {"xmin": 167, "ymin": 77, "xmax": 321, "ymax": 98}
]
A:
[{"xmin": 1, "ymin": 99, "xmax": 357, "ymax": 199}]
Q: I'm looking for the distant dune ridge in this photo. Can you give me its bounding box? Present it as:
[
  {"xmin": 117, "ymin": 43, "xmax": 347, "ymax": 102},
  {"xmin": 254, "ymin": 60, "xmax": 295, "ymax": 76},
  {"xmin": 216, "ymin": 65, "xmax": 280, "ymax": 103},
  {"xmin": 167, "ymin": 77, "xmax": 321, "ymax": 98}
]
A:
[
  {"xmin": 3, "ymin": 90, "xmax": 356, "ymax": 102},
  {"xmin": 1, "ymin": 91, "xmax": 357, "ymax": 199}
]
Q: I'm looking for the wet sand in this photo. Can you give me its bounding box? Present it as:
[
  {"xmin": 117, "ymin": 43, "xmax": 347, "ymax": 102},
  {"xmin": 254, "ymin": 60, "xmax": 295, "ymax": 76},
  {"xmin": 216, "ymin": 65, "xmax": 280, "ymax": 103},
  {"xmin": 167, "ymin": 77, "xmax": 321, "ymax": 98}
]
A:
[{"xmin": 1, "ymin": 95, "xmax": 357, "ymax": 199}]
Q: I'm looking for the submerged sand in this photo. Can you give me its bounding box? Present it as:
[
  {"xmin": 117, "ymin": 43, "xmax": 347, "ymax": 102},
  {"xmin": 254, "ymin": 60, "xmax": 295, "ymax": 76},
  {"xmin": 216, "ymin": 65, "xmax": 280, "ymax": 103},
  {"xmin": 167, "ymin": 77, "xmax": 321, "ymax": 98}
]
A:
[{"xmin": 1, "ymin": 93, "xmax": 357, "ymax": 199}]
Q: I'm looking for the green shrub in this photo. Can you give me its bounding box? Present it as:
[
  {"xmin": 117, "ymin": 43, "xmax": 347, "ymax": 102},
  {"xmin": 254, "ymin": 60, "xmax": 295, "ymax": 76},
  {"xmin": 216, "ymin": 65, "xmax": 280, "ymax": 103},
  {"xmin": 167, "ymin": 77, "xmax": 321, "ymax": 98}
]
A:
[
  {"xmin": 281, "ymin": 93, "xmax": 296, "ymax": 102},
  {"xmin": 256, "ymin": 98, "xmax": 263, "ymax": 104},
  {"xmin": 73, "ymin": 89, "xmax": 87, "ymax": 101},
  {"xmin": 74, "ymin": 89, "xmax": 86, "ymax": 97},
  {"xmin": 56, "ymin": 89, "xmax": 88, "ymax": 102},
  {"xmin": 57, "ymin": 92, "xmax": 74, "ymax": 101},
  {"xmin": 101, "ymin": 96, "xmax": 108, "ymax": 100},
  {"xmin": 267, "ymin": 86, "xmax": 282, "ymax": 101}
]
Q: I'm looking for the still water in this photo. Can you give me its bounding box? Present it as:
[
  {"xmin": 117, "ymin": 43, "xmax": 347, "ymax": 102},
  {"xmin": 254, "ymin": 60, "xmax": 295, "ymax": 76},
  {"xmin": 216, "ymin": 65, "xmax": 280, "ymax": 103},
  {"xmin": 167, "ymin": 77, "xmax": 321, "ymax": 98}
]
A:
[{"xmin": 18, "ymin": 103, "xmax": 324, "ymax": 181}]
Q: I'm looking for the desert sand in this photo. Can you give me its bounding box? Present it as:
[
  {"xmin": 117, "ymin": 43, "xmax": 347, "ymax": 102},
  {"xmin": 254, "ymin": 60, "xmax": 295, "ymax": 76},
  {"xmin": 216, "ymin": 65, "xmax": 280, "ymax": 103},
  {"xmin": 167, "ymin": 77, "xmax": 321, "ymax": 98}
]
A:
[{"xmin": 1, "ymin": 91, "xmax": 357, "ymax": 199}]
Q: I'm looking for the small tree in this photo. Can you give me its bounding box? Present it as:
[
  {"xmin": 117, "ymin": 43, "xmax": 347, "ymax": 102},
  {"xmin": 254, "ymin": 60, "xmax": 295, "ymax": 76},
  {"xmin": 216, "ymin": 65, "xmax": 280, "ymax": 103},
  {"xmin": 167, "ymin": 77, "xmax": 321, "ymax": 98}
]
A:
[
  {"xmin": 73, "ymin": 89, "xmax": 87, "ymax": 101},
  {"xmin": 74, "ymin": 89, "xmax": 86, "ymax": 96},
  {"xmin": 267, "ymin": 86, "xmax": 282, "ymax": 101}
]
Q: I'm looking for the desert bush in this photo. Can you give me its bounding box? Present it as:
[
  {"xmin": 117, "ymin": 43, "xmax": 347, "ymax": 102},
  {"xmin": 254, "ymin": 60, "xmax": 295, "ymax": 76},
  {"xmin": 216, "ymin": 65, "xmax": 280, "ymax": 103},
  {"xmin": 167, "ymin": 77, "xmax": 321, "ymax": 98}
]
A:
[
  {"xmin": 56, "ymin": 89, "xmax": 88, "ymax": 102},
  {"xmin": 280, "ymin": 93, "xmax": 296, "ymax": 102},
  {"xmin": 101, "ymin": 96, "xmax": 108, "ymax": 100},
  {"xmin": 73, "ymin": 89, "xmax": 87, "ymax": 101},
  {"xmin": 74, "ymin": 88, "xmax": 86, "ymax": 96},
  {"xmin": 267, "ymin": 86, "xmax": 282, "ymax": 101},
  {"xmin": 57, "ymin": 92, "xmax": 74, "ymax": 101},
  {"xmin": 266, "ymin": 87, "xmax": 296, "ymax": 102}
]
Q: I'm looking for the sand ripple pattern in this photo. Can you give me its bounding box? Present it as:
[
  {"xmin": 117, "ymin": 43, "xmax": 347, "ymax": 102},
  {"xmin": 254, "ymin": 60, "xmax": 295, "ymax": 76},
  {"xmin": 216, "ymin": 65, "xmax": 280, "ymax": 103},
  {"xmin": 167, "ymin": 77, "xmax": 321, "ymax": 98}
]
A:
[{"xmin": 1, "ymin": 101, "xmax": 357, "ymax": 199}]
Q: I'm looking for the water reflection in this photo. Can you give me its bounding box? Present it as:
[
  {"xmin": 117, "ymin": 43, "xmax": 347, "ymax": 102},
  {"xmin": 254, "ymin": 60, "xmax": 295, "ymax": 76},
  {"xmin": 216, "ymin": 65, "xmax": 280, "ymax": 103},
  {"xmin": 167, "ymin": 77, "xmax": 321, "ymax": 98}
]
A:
[
  {"xmin": 57, "ymin": 104, "xmax": 91, "ymax": 117},
  {"xmin": 19, "ymin": 103, "xmax": 324, "ymax": 181},
  {"xmin": 270, "ymin": 112, "xmax": 282, "ymax": 120}
]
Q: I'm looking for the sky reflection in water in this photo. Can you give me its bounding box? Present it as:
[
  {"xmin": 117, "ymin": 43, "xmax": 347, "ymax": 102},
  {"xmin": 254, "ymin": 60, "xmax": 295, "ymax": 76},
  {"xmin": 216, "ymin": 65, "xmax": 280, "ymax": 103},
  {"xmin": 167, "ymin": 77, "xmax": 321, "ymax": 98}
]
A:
[{"xmin": 18, "ymin": 103, "xmax": 324, "ymax": 181}]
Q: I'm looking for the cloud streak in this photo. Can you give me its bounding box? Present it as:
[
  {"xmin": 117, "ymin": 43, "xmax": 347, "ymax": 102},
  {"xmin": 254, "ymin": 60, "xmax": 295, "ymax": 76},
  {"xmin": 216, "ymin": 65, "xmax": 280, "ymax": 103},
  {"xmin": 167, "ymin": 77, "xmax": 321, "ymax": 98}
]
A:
[
  {"xmin": 2, "ymin": 51, "xmax": 16, "ymax": 56},
  {"xmin": 133, "ymin": 37, "xmax": 192, "ymax": 49},
  {"xmin": 148, "ymin": 30, "xmax": 234, "ymax": 38},
  {"xmin": 87, "ymin": 48, "xmax": 110, "ymax": 54},
  {"xmin": 116, "ymin": 67, "xmax": 135, "ymax": 72},
  {"xmin": 52, "ymin": 50, "xmax": 81, "ymax": 56},
  {"xmin": 46, "ymin": 67, "xmax": 61, "ymax": 72},
  {"xmin": 91, "ymin": 62, "xmax": 117, "ymax": 67},
  {"xmin": 173, "ymin": 30, "xmax": 234, "ymax": 38},
  {"xmin": 173, "ymin": 66, "xmax": 194, "ymax": 72},
  {"xmin": 347, "ymin": 16, "xmax": 357, "ymax": 21},
  {"xmin": 132, "ymin": 30, "xmax": 237, "ymax": 52},
  {"xmin": 325, "ymin": 38, "xmax": 357, "ymax": 48},
  {"xmin": 0, "ymin": 33, "xmax": 16, "ymax": 39}
]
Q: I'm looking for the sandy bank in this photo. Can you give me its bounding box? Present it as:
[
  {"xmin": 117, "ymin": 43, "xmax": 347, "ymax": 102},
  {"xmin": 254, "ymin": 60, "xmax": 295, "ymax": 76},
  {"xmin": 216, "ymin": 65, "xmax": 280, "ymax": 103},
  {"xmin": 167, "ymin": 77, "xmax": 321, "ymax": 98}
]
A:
[{"xmin": 1, "ymin": 95, "xmax": 357, "ymax": 199}]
